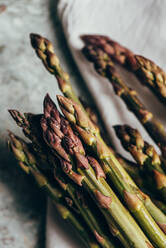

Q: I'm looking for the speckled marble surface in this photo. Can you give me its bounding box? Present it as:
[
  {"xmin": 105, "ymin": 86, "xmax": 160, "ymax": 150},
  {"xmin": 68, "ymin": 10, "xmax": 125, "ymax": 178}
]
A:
[{"xmin": 0, "ymin": 1, "xmax": 90, "ymax": 247}]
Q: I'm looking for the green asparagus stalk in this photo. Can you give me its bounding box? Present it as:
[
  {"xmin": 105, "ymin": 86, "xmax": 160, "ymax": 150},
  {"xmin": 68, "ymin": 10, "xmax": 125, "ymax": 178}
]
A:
[
  {"xmin": 54, "ymin": 170, "xmax": 114, "ymax": 248},
  {"xmin": 8, "ymin": 132, "xmax": 98, "ymax": 248},
  {"xmin": 42, "ymin": 93, "xmax": 156, "ymax": 248},
  {"xmin": 81, "ymin": 40, "xmax": 166, "ymax": 162},
  {"xmin": 57, "ymin": 94, "xmax": 166, "ymax": 247},
  {"xmin": 8, "ymin": 112, "xmax": 115, "ymax": 248},
  {"xmin": 81, "ymin": 35, "xmax": 166, "ymax": 104},
  {"xmin": 114, "ymin": 125, "xmax": 166, "ymax": 202},
  {"xmin": 30, "ymin": 33, "xmax": 83, "ymax": 107},
  {"xmin": 109, "ymin": 147, "xmax": 144, "ymax": 188}
]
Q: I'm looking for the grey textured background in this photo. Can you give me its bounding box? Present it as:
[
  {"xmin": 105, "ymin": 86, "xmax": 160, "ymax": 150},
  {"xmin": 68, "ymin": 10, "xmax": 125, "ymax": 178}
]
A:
[{"xmin": 0, "ymin": 1, "xmax": 91, "ymax": 247}]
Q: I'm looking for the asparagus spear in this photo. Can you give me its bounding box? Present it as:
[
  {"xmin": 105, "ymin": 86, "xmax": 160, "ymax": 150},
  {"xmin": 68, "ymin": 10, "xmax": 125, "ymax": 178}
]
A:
[
  {"xmin": 114, "ymin": 125, "xmax": 166, "ymax": 202},
  {"xmin": 57, "ymin": 94, "xmax": 166, "ymax": 247},
  {"xmin": 108, "ymin": 147, "xmax": 143, "ymax": 188},
  {"xmin": 30, "ymin": 33, "xmax": 83, "ymax": 107},
  {"xmin": 81, "ymin": 42, "xmax": 166, "ymax": 163},
  {"xmin": 81, "ymin": 35, "xmax": 166, "ymax": 103},
  {"xmin": 8, "ymin": 132, "xmax": 99, "ymax": 248},
  {"xmin": 41, "ymin": 93, "xmax": 154, "ymax": 248},
  {"xmin": 54, "ymin": 170, "xmax": 115, "ymax": 248}
]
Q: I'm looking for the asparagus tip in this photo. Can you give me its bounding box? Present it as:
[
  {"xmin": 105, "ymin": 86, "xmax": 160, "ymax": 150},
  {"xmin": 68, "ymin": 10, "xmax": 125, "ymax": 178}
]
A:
[
  {"xmin": 44, "ymin": 93, "xmax": 52, "ymax": 107},
  {"xmin": 80, "ymin": 34, "xmax": 108, "ymax": 45},
  {"xmin": 8, "ymin": 130, "xmax": 20, "ymax": 145},
  {"xmin": 57, "ymin": 95, "xmax": 75, "ymax": 114},
  {"xmin": 8, "ymin": 109, "xmax": 27, "ymax": 127},
  {"xmin": 43, "ymin": 93, "xmax": 61, "ymax": 123},
  {"xmin": 30, "ymin": 33, "xmax": 41, "ymax": 48},
  {"xmin": 8, "ymin": 109, "xmax": 19, "ymax": 119},
  {"xmin": 30, "ymin": 33, "xmax": 54, "ymax": 55},
  {"xmin": 80, "ymin": 34, "xmax": 94, "ymax": 43}
]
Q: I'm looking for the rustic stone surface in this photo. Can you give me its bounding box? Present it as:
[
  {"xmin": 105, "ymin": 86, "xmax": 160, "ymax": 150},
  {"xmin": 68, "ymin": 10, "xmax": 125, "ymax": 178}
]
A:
[{"xmin": 0, "ymin": 0, "xmax": 90, "ymax": 247}]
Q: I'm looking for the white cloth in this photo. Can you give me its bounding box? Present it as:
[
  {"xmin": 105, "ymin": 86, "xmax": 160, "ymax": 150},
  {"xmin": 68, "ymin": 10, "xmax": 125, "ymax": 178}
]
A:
[{"xmin": 46, "ymin": 0, "xmax": 166, "ymax": 247}]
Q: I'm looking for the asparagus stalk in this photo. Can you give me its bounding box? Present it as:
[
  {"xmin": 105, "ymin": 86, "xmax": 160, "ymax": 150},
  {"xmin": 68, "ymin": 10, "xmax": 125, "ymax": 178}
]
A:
[
  {"xmin": 57, "ymin": 94, "xmax": 166, "ymax": 247},
  {"xmin": 81, "ymin": 41, "xmax": 166, "ymax": 162},
  {"xmin": 8, "ymin": 132, "xmax": 98, "ymax": 248},
  {"xmin": 114, "ymin": 125, "xmax": 166, "ymax": 202},
  {"xmin": 30, "ymin": 33, "xmax": 83, "ymax": 107},
  {"xmin": 41, "ymin": 93, "xmax": 154, "ymax": 248},
  {"xmin": 81, "ymin": 35, "xmax": 166, "ymax": 104},
  {"xmin": 8, "ymin": 112, "xmax": 114, "ymax": 248},
  {"xmin": 54, "ymin": 170, "xmax": 114, "ymax": 248},
  {"xmin": 109, "ymin": 147, "xmax": 143, "ymax": 188}
]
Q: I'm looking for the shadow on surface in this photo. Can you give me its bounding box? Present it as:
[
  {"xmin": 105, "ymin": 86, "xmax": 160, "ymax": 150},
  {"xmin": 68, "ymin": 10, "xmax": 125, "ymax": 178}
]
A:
[
  {"xmin": 47, "ymin": 201, "xmax": 85, "ymax": 248},
  {"xmin": 0, "ymin": 140, "xmax": 46, "ymax": 248}
]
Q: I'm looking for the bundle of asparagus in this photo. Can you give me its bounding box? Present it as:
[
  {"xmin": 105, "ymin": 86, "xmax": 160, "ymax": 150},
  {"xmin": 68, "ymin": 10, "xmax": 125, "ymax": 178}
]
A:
[{"xmin": 8, "ymin": 34, "xmax": 166, "ymax": 248}]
